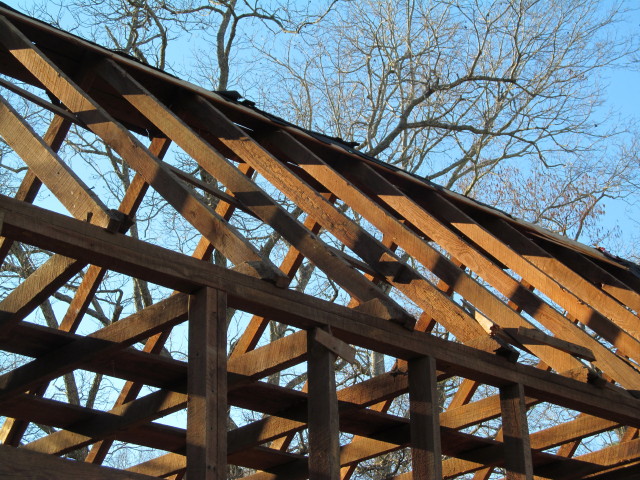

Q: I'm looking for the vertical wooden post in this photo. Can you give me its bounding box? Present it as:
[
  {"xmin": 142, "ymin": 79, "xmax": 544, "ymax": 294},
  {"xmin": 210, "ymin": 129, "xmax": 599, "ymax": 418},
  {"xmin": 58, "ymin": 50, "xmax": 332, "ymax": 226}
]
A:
[
  {"xmin": 500, "ymin": 383, "xmax": 533, "ymax": 480},
  {"xmin": 408, "ymin": 355, "xmax": 442, "ymax": 480},
  {"xmin": 187, "ymin": 287, "xmax": 227, "ymax": 480},
  {"xmin": 307, "ymin": 328, "xmax": 341, "ymax": 480}
]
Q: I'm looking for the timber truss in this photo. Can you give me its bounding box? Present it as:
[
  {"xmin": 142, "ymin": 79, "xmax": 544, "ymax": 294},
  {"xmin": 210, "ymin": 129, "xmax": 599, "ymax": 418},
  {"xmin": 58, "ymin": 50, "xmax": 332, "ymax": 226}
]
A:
[{"xmin": 0, "ymin": 3, "xmax": 639, "ymax": 479}]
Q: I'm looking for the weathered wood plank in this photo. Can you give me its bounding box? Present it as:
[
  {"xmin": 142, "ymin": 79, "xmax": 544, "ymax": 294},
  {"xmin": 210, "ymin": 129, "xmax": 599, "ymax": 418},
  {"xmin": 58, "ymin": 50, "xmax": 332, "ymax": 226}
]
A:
[
  {"xmin": 0, "ymin": 15, "xmax": 281, "ymax": 280},
  {"xmin": 0, "ymin": 93, "xmax": 112, "ymax": 227},
  {"xmin": 0, "ymin": 294, "xmax": 188, "ymax": 403},
  {"xmin": 0, "ymin": 114, "xmax": 71, "ymax": 264},
  {"xmin": 308, "ymin": 328, "xmax": 341, "ymax": 480},
  {"xmin": 485, "ymin": 217, "xmax": 640, "ymax": 353},
  {"xmin": 500, "ymin": 383, "xmax": 533, "ymax": 480},
  {"xmin": 187, "ymin": 288, "xmax": 227, "ymax": 480},
  {"xmin": 261, "ymin": 131, "xmax": 585, "ymax": 374},
  {"xmin": 312, "ymin": 328, "xmax": 357, "ymax": 364},
  {"xmin": 513, "ymin": 327, "xmax": 595, "ymax": 362},
  {"xmin": 230, "ymin": 199, "xmax": 331, "ymax": 358},
  {"xmin": 415, "ymin": 190, "xmax": 640, "ymax": 388},
  {"xmin": 96, "ymin": 59, "xmax": 406, "ymax": 322},
  {"xmin": 336, "ymin": 161, "xmax": 640, "ymax": 390},
  {"xmin": 409, "ymin": 355, "xmax": 442, "ymax": 480},
  {"xmin": 24, "ymin": 388, "xmax": 187, "ymax": 455},
  {"xmin": 0, "ymin": 254, "xmax": 85, "ymax": 332},
  {"xmin": 2, "ymin": 197, "xmax": 640, "ymax": 426},
  {"xmin": 17, "ymin": 329, "xmax": 307, "ymax": 457},
  {"xmin": 0, "ymin": 445, "xmax": 159, "ymax": 479},
  {"xmin": 540, "ymin": 240, "xmax": 640, "ymax": 315}
]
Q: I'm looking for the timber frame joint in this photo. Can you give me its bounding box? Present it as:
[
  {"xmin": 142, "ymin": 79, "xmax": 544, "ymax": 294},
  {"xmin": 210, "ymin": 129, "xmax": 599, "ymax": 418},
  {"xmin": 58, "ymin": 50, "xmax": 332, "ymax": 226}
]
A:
[{"xmin": 1, "ymin": 4, "xmax": 640, "ymax": 478}]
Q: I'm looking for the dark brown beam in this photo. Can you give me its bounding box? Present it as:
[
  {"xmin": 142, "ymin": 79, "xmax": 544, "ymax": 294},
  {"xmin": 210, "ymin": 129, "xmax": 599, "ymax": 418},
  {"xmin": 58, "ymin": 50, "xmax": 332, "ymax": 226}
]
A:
[
  {"xmin": 333, "ymin": 160, "xmax": 639, "ymax": 390},
  {"xmin": 0, "ymin": 294, "xmax": 188, "ymax": 403},
  {"xmin": 0, "ymin": 92, "xmax": 112, "ymax": 227},
  {"xmin": 0, "ymin": 14, "xmax": 285, "ymax": 284},
  {"xmin": 416, "ymin": 190, "xmax": 640, "ymax": 388},
  {"xmin": 307, "ymin": 328, "xmax": 341, "ymax": 480},
  {"xmin": 258, "ymin": 131, "xmax": 584, "ymax": 375},
  {"xmin": 0, "ymin": 254, "xmax": 85, "ymax": 332},
  {"xmin": 409, "ymin": 355, "xmax": 442, "ymax": 480},
  {"xmin": 187, "ymin": 288, "xmax": 227, "ymax": 479},
  {"xmin": 500, "ymin": 383, "xmax": 533, "ymax": 479},
  {"xmin": 0, "ymin": 445, "xmax": 158, "ymax": 479},
  {"xmin": 96, "ymin": 58, "xmax": 410, "ymax": 326},
  {"xmin": 17, "ymin": 330, "xmax": 306, "ymax": 457},
  {"xmin": 0, "ymin": 114, "xmax": 71, "ymax": 264},
  {"xmin": 23, "ymin": 388, "xmax": 187, "ymax": 455},
  {"xmin": 484, "ymin": 216, "xmax": 640, "ymax": 355},
  {"xmin": 2, "ymin": 197, "xmax": 640, "ymax": 426},
  {"xmin": 539, "ymin": 240, "xmax": 640, "ymax": 315}
]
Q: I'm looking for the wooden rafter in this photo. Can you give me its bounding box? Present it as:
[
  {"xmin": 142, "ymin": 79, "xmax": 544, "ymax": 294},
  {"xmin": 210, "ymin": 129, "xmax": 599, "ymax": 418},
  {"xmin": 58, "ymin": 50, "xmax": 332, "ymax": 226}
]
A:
[{"xmin": 1, "ymin": 5, "xmax": 639, "ymax": 479}]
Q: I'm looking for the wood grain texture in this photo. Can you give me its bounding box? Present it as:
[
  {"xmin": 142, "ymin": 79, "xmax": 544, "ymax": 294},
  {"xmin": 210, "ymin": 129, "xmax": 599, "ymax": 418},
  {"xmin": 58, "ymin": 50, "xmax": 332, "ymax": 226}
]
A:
[
  {"xmin": 0, "ymin": 444, "xmax": 158, "ymax": 479},
  {"xmin": 307, "ymin": 328, "xmax": 341, "ymax": 480},
  {"xmin": 0, "ymin": 16, "xmax": 269, "ymax": 272},
  {"xmin": 500, "ymin": 383, "xmax": 533, "ymax": 480},
  {"xmin": 1, "ymin": 196, "xmax": 639, "ymax": 427},
  {"xmin": 409, "ymin": 355, "xmax": 442, "ymax": 480},
  {"xmin": 187, "ymin": 288, "xmax": 227, "ymax": 480}
]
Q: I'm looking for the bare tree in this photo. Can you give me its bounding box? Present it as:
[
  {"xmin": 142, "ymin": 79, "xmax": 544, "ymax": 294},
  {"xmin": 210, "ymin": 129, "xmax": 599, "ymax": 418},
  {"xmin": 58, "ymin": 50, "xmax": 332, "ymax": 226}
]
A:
[
  {"xmin": 254, "ymin": 0, "xmax": 639, "ymax": 244},
  {"xmin": 2, "ymin": 0, "xmax": 639, "ymax": 476}
]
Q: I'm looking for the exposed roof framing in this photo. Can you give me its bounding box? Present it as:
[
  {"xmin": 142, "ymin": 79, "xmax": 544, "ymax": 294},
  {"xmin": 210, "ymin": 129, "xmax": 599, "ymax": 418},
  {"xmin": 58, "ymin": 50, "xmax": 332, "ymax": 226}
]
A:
[{"xmin": 0, "ymin": 3, "xmax": 639, "ymax": 479}]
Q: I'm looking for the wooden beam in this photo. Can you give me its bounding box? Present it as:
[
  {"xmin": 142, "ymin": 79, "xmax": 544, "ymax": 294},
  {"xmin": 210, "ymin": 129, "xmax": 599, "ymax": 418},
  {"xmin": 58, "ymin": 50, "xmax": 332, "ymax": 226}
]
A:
[
  {"xmin": 230, "ymin": 195, "xmax": 333, "ymax": 358},
  {"xmin": 23, "ymin": 388, "xmax": 187, "ymax": 455},
  {"xmin": 0, "ymin": 75, "xmax": 85, "ymax": 127},
  {"xmin": 0, "ymin": 139, "xmax": 163, "ymax": 446},
  {"xmin": 1, "ymin": 392, "xmax": 187, "ymax": 452},
  {"xmin": 0, "ymin": 92, "xmax": 113, "ymax": 227},
  {"xmin": 15, "ymin": 329, "xmax": 307, "ymax": 457},
  {"xmin": 500, "ymin": 383, "xmax": 533, "ymax": 480},
  {"xmin": 308, "ymin": 328, "xmax": 341, "ymax": 480},
  {"xmin": 324, "ymin": 159, "xmax": 639, "ymax": 389},
  {"xmin": 0, "ymin": 114, "xmax": 71, "ymax": 264},
  {"xmin": 96, "ymin": 58, "xmax": 408, "ymax": 324},
  {"xmin": 409, "ymin": 355, "xmax": 442, "ymax": 480},
  {"xmin": 259, "ymin": 132, "xmax": 585, "ymax": 374},
  {"xmin": 417, "ymin": 191, "xmax": 640, "ymax": 382},
  {"xmin": 0, "ymin": 324, "xmax": 187, "ymax": 388},
  {"xmin": 0, "ymin": 294, "xmax": 188, "ymax": 403},
  {"xmin": 312, "ymin": 328, "xmax": 357, "ymax": 365},
  {"xmin": 512, "ymin": 327, "xmax": 595, "ymax": 362},
  {"xmin": 0, "ymin": 15, "xmax": 283, "ymax": 283},
  {"xmin": 19, "ymin": 368, "xmax": 618, "ymax": 480},
  {"xmin": 86, "ymin": 145, "xmax": 234, "ymax": 465},
  {"xmin": 484, "ymin": 217, "xmax": 640, "ymax": 354},
  {"xmin": 236, "ymin": 422, "xmax": 619, "ymax": 480},
  {"xmin": 2, "ymin": 198, "xmax": 640, "ymax": 426},
  {"xmin": 0, "ymin": 444, "xmax": 159, "ymax": 479},
  {"xmin": 540, "ymin": 240, "xmax": 640, "ymax": 315},
  {"xmin": 535, "ymin": 437, "xmax": 640, "ymax": 479},
  {"xmin": 187, "ymin": 288, "xmax": 227, "ymax": 480},
  {"xmin": 0, "ymin": 254, "xmax": 85, "ymax": 332},
  {"xmin": 411, "ymin": 189, "xmax": 640, "ymax": 390},
  {"xmin": 228, "ymin": 330, "xmax": 308, "ymax": 387}
]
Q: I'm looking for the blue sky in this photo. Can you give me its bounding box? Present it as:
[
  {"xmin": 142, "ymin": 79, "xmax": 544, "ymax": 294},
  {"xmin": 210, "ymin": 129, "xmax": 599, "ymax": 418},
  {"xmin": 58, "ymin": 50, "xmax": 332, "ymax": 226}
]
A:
[{"xmin": 5, "ymin": 0, "xmax": 640, "ymax": 258}]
